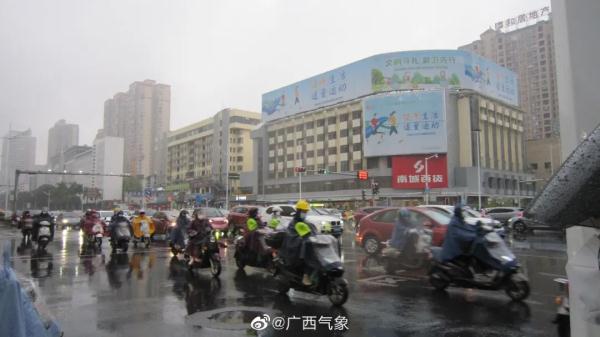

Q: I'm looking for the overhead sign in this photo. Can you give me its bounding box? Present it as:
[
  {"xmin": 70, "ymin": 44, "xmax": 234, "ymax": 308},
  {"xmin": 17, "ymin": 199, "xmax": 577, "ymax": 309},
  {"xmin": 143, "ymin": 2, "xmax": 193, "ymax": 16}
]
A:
[
  {"xmin": 391, "ymin": 154, "xmax": 448, "ymax": 189},
  {"xmin": 262, "ymin": 50, "xmax": 518, "ymax": 122},
  {"xmin": 495, "ymin": 7, "xmax": 551, "ymax": 32},
  {"xmin": 362, "ymin": 90, "xmax": 447, "ymax": 157}
]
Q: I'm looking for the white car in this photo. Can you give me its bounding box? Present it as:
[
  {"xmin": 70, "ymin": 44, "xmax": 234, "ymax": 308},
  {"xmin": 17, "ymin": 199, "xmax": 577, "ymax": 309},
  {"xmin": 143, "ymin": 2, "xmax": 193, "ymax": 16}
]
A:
[
  {"xmin": 263, "ymin": 204, "xmax": 344, "ymax": 235},
  {"xmin": 418, "ymin": 205, "xmax": 503, "ymax": 230}
]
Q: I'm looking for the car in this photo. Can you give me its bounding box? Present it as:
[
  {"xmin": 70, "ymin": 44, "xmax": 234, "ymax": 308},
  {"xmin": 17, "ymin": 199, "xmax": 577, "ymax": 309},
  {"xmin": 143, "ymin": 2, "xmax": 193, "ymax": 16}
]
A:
[
  {"xmin": 418, "ymin": 205, "xmax": 503, "ymax": 228},
  {"xmin": 57, "ymin": 211, "xmax": 84, "ymax": 229},
  {"xmin": 484, "ymin": 207, "xmax": 524, "ymax": 225},
  {"xmin": 507, "ymin": 215, "xmax": 560, "ymax": 234},
  {"xmin": 227, "ymin": 205, "xmax": 267, "ymax": 227},
  {"xmin": 355, "ymin": 207, "xmax": 450, "ymax": 255},
  {"xmin": 98, "ymin": 210, "xmax": 114, "ymax": 223},
  {"xmin": 151, "ymin": 211, "xmax": 175, "ymax": 240},
  {"xmin": 353, "ymin": 207, "xmax": 386, "ymax": 226},
  {"xmin": 193, "ymin": 207, "xmax": 229, "ymax": 231},
  {"xmin": 263, "ymin": 204, "xmax": 344, "ymax": 235}
]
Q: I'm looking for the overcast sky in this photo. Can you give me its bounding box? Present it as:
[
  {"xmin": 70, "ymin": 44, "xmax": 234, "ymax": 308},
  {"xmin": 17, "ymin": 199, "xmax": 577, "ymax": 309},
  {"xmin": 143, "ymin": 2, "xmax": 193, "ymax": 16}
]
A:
[{"xmin": 0, "ymin": 0, "xmax": 550, "ymax": 165}]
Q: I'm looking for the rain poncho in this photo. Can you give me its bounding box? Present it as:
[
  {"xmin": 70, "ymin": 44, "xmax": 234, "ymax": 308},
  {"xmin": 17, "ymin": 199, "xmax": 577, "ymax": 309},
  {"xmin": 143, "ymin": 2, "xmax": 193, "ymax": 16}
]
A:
[
  {"xmin": 0, "ymin": 244, "xmax": 62, "ymax": 337},
  {"xmin": 170, "ymin": 216, "xmax": 190, "ymax": 247},
  {"xmin": 389, "ymin": 216, "xmax": 416, "ymax": 250},
  {"xmin": 438, "ymin": 214, "xmax": 477, "ymax": 262}
]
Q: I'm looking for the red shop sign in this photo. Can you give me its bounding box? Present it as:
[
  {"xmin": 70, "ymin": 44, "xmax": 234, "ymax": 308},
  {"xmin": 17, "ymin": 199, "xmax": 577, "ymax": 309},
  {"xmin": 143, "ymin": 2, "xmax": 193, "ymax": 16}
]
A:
[{"xmin": 392, "ymin": 154, "xmax": 448, "ymax": 189}]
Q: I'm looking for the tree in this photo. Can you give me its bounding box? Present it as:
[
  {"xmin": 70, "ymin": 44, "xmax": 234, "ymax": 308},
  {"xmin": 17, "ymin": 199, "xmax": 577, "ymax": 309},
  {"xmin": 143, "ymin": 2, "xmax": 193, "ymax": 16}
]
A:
[
  {"xmin": 449, "ymin": 73, "xmax": 461, "ymax": 86},
  {"xmin": 371, "ymin": 69, "xmax": 385, "ymax": 88}
]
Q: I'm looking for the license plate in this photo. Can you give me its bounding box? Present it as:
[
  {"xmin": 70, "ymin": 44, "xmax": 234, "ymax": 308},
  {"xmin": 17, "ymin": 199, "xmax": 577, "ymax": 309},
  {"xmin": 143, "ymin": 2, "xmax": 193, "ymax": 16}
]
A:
[{"xmin": 39, "ymin": 227, "xmax": 51, "ymax": 236}]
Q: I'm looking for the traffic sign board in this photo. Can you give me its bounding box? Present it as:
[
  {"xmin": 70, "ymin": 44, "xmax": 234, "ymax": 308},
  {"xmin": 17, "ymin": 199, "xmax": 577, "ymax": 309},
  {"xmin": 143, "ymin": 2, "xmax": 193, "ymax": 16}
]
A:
[{"xmin": 357, "ymin": 170, "xmax": 369, "ymax": 180}]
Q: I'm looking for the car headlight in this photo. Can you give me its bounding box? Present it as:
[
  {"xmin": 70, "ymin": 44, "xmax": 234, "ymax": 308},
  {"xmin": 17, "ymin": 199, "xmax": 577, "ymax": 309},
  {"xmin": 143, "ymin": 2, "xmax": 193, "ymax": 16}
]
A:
[
  {"xmin": 224, "ymin": 219, "xmax": 229, "ymax": 225},
  {"xmin": 340, "ymin": 220, "xmax": 344, "ymax": 225},
  {"xmin": 321, "ymin": 221, "xmax": 328, "ymax": 226},
  {"xmin": 170, "ymin": 221, "xmax": 176, "ymax": 227},
  {"xmin": 209, "ymin": 218, "xmax": 214, "ymax": 223},
  {"xmin": 62, "ymin": 219, "xmax": 68, "ymax": 224}
]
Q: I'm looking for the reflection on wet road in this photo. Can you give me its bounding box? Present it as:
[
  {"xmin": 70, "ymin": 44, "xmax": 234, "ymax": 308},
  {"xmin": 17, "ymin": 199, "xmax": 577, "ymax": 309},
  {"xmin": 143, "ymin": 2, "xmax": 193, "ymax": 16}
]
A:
[{"xmin": 0, "ymin": 225, "xmax": 567, "ymax": 337}]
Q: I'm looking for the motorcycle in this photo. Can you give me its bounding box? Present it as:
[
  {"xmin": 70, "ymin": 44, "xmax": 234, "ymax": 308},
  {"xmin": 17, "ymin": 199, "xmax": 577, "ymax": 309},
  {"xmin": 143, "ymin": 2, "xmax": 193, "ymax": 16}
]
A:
[
  {"xmin": 270, "ymin": 233, "xmax": 349, "ymax": 306},
  {"xmin": 21, "ymin": 218, "xmax": 34, "ymax": 245},
  {"xmin": 36, "ymin": 220, "xmax": 53, "ymax": 251},
  {"xmin": 110, "ymin": 221, "xmax": 131, "ymax": 253},
  {"xmin": 552, "ymin": 277, "xmax": 570, "ymax": 337},
  {"xmin": 428, "ymin": 223, "xmax": 530, "ymax": 301},
  {"xmin": 380, "ymin": 227, "xmax": 432, "ymax": 274},
  {"xmin": 85, "ymin": 222, "xmax": 105, "ymax": 249},
  {"xmin": 234, "ymin": 228, "xmax": 276, "ymax": 274},
  {"xmin": 184, "ymin": 229, "xmax": 223, "ymax": 277}
]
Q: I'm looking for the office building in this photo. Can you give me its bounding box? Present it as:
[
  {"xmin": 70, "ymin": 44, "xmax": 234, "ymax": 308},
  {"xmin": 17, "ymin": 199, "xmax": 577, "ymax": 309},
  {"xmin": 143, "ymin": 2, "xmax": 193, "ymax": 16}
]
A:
[
  {"xmin": 1, "ymin": 129, "xmax": 36, "ymax": 192},
  {"xmin": 92, "ymin": 136, "xmax": 124, "ymax": 201},
  {"xmin": 245, "ymin": 50, "xmax": 534, "ymax": 207},
  {"xmin": 47, "ymin": 119, "xmax": 79, "ymax": 167},
  {"xmin": 103, "ymin": 79, "xmax": 170, "ymax": 186},
  {"xmin": 167, "ymin": 109, "xmax": 261, "ymax": 203}
]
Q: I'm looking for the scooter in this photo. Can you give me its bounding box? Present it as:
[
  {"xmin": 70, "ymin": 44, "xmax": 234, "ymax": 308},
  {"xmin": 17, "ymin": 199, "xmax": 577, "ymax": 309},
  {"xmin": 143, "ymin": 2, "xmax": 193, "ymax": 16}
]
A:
[
  {"xmin": 380, "ymin": 228, "xmax": 432, "ymax": 273},
  {"xmin": 552, "ymin": 278, "xmax": 570, "ymax": 337},
  {"xmin": 428, "ymin": 223, "xmax": 530, "ymax": 301},
  {"xmin": 184, "ymin": 229, "xmax": 223, "ymax": 277},
  {"xmin": 133, "ymin": 220, "xmax": 152, "ymax": 248},
  {"xmin": 85, "ymin": 222, "xmax": 105, "ymax": 249},
  {"xmin": 234, "ymin": 228, "xmax": 276, "ymax": 274},
  {"xmin": 111, "ymin": 221, "xmax": 131, "ymax": 253},
  {"xmin": 36, "ymin": 220, "xmax": 53, "ymax": 252},
  {"xmin": 271, "ymin": 233, "xmax": 349, "ymax": 306}
]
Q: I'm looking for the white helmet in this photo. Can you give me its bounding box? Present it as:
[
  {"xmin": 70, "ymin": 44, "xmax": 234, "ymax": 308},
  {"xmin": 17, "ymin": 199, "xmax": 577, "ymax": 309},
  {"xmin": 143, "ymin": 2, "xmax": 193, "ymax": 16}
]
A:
[{"xmin": 272, "ymin": 206, "xmax": 283, "ymax": 214}]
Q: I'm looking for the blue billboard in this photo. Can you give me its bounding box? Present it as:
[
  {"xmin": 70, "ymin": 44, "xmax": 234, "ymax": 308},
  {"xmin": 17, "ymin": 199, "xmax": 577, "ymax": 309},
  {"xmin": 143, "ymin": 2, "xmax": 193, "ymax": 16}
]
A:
[
  {"xmin": 262, "ymin": 50, "xmax": 518, "ymax": 122},
  {"xmin": 362, "ymin": 90, "xmax": 447, "ymax": 157}
]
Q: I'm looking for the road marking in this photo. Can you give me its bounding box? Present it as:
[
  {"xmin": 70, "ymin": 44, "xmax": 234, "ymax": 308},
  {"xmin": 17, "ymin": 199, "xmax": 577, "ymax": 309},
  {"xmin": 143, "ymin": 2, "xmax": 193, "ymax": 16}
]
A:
[{"xmin": 358, "ymin": 274, "xmax": 420, "ymax": 287}]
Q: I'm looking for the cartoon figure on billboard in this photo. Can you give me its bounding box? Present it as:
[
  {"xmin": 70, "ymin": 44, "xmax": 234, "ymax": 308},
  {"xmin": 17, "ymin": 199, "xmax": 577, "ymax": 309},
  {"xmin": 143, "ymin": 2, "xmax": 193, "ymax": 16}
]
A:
[{"xmin": 365, "ymin": 113, "xmax": 387, "ymax": 143}]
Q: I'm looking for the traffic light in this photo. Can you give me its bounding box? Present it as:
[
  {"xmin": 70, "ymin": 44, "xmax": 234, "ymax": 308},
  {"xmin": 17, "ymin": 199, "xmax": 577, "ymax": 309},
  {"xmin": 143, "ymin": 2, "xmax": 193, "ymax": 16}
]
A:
[
  {"xmin": 372, "ymin": 181, "xmax": 379, "ymax": 195},
  {"xmin": 294, "ymin": 167, "xmax": 306, "ymax": 173},
  {"xmin": 361, "ymin": 189, "xmax": 366, "ymax": 201},
  {"xmin": 357, "ymin": 170, "xmax": 368, "ymax": 180}
]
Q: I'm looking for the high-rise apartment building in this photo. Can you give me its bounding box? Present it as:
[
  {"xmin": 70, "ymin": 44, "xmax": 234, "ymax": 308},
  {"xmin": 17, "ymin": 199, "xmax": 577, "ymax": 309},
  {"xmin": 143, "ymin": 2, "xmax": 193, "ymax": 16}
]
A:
[
  {"xmin": 167, "ymin": 109, "xmax": 261, "ymax": 202},
  {"xmin": 92, "ymin": 136, "xmax": 124, "ymax": 201},
  {"xmin": 460, "ymin": 17, "xmax": 559, "ymax": 141},
  {"xmin": 47, "ymin": 119, "xmax": 79, "ymax": 167},
  {"xmin": 103, "ymin": 79, "xmax": 170, "ymax": 186},
  {"xmin": 1, "ymin": 129, "xmax": 36, "ymax": 191}
]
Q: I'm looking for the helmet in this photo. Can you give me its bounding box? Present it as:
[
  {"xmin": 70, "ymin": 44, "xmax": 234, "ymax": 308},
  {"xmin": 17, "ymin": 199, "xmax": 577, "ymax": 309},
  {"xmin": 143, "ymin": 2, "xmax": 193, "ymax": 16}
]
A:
[
  {"xmin": 295, "ymin": 200, "xmax": 310, "ymax": 212},
  {"xmin": 116, "ymin": 210, "xmax": 124, "ymax": 217},
  {"xmin": 271, "ymin": 206, "xmax": 283, "ymax": 214},
  {"xmin": 454, "ymin": 203, "xmax": 465, "ymax": 219},
  {"xmin": 180, "ymin": 209, "xmax": 189, "ymax": 216},
  {"xmin": 23, "ymin": 210, "xmax": 30, "ymax": 216},
  {"xmin": 113, "ymin": 207, "xmax": 121, "ymax": 214},
  {"xmin": 41, "ymin": 207, "xmax": 49, "ymax": 215},
  {"xmin": 139, "ymin": 209, "xmax": 146, "ymax": 215}
]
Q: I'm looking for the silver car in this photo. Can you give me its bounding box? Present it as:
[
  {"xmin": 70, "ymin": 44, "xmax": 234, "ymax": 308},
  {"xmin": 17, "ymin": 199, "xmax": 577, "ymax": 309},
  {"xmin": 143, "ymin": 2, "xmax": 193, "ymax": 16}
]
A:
[{"xmin": 484, "ymin": 207, "xmax": 524, "ymax": 225}]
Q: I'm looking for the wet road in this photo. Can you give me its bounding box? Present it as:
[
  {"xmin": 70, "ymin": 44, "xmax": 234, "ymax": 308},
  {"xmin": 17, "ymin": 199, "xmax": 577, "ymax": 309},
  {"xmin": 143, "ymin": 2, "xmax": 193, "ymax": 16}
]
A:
[{"xmin": 0, "ymin": 224, "xmax": 567, "ymax": 337}]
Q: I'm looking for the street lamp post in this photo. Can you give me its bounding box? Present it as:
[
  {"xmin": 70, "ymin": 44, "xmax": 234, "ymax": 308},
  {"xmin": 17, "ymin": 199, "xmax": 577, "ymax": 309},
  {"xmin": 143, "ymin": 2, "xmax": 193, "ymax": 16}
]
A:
[
  {"xmin": 473, "ymin": 129, "xmax": 482, "ymax": 210},
  {"xmin": 424, "ymin": 154, "xmax": 439, "ymax": 204}
]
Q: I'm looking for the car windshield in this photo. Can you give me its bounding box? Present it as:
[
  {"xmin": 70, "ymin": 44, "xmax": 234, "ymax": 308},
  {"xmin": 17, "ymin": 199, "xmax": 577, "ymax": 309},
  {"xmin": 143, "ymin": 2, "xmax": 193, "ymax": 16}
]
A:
[
  {"xmin": 420, "ymin": 209, "xmax": 451, "ymax": 225},
  {"xmin": 63, "ymin": 212, "xmax": 79, "ymax": 218},
  {"xmin": 311, "ymin": 208, "xmax": 329, "ymax": 216},
  {"xmin": 197, "ymin": 208, "xmax": 223, "ymax": 217},
  {"xmin": 465, "ymin": 209, "xmax": 483, "ymax": 218}
]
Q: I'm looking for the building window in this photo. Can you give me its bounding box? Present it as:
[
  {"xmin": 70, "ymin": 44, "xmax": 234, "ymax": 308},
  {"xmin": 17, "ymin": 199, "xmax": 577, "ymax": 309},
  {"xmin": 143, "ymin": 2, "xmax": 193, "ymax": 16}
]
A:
[
  {"xmin": 340, "ymin": 129, "xmax": 348, "ymax": 137},
  {"xmin": 530, "ymin": 163, "xmax": 538, "ymax": 170},
  {"xmin": 544, "ymin": 162, "xmax": 551, "ymax": 169},
  {"xmin": 287, "ymin": 154, "xmax": 294, "ymax": 160},
  {"xmin": 352, "ymin": 127, "xmax": 361, "ymax": 135},
  {"xmin": 328, "ymin": 164, "xmax": 337, "ymax": 172},
  {"xmin": 317, "ymin": 119, "xmax": 325, "ymax": 127},
  {"xmin": 295, "ymin": 125, "xmax": 303, "ymax": 131},
  {"xmin": 328, "ymin": 132, "xmax": 336, "ymax": 140},
  {"xmin": 317, "ymin": 149, "xmax": 325, "ymax": 156},
  {"xmin": 340, "ymin": 145, "xmax": 349, "ymax": 153},
  {"xmin": 387, "ymin": 157, "xmax": 392, "ymax": 168},
  {"xmin": 367, "ymin": 157, "xmax": 379, "ymax": 169},
  {"xmin": 305, "ymin": 136, "xmax": 314, "ymax": 143},
  {"xmin": 352, "ymin": 110, "xmax": 361, "ymax": 119},
  {"xmin": 305, "ymin": 121, "xmax": 314, "ymax": 129},
  {"xmin": 340, "ymin": 114, "xmax": 349, "ymax": 122},
  {"xmin": 317, "ymin": 134, "xmax": 325, "ymax": 142},
  {"xmin": 340, "ymin": 160, "xmax": 349, "ymax": 171},
  {"xmin": 307, "ymin": 150, "xmax": 314, "ymax": 158},
  {"xmin": 353, "ymin": 160, "xmax": 362, "ymax": 170},
  {"xmin": 286, "ymin": 126, "xmax": 294, "ymax": 133},
  {"xmin": 328, "ymin": 116, "xmax": 337, "ymax": 124},
  {"xmin": 353, "ymin": 143, "xmax": 361, "ymax": 151},
  {"xmin": 296, "ymin": 152, "xmax": 304, "ymax": 160},
  {"xmin": 286, "ymin": 140, "xmax": 294, "ymax": 147},
  {"xmin": 328, "ymin": 147, "xmax": 337, "ymax": 154}
]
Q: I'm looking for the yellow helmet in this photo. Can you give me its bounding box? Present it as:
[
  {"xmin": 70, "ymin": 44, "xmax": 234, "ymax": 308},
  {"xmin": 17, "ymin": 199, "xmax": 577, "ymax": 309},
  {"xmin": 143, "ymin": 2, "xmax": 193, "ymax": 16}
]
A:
[
  {"xmin": 295, "ymin": 199, "xmax": 310, "ymax": 212},
  {"xmin": 113, "ymin": 207, "xmax": 121, "ymax": 213}
]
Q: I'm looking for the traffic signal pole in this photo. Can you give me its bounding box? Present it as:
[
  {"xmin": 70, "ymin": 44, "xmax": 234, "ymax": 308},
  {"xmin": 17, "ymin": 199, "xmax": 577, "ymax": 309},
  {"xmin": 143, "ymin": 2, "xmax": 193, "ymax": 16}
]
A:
[{"xmin": 299, "ymin": 171, "xmax": 302, "ymax": 200}]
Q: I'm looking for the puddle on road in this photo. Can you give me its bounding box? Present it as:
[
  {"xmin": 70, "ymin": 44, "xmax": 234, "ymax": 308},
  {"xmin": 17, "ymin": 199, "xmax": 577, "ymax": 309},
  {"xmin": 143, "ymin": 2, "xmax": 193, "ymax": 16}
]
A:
[{"xmin": 187, "ymin": 306, "xmax": 280, "ymax": 331}]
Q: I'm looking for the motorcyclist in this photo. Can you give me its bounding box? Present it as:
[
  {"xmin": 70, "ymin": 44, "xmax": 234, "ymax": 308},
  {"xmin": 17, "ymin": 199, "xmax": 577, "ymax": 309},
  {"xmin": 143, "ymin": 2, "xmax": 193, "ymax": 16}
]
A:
[
  {"xmin": 132, "ymin": 210, "xmax": 155, "ymax": 244},
  {"xmin": 170, "ymin": 209, "xmax": 190, "ymax": 249},
  {"xmin": 18, "ymin": 210, "xmax": 34, "ymax": 243},
  {"xmin": 33, "ymin": 207, "xmax": 55, "ymax": 242},
  {"xmin": 186, "ymin": 211, "xmax": 211, "ymax": 265},
  {"xmin": 438, "ymin": 203, "xmax": 477, "ymax": 263},
  {"xmin": 387, "ymin": 208, "xmax": 418, "ymax": 254},
  {"xmin": 244, "ymin": 207, "xmax": 270, "ymax": 262},
  {"xmin": 284, "ymin": 199, "xmax": 318, "ymax": 286},
  {"xmin": 82, "ymin": 209, "xmax": 104, "ymax": 236},
  {"xmin": 268, "ymin": 206, "xmax": 283, "ymax": 230},
  {"xmin": 108, "ymin": 209, "xmax": 132, "ymax": 243}
]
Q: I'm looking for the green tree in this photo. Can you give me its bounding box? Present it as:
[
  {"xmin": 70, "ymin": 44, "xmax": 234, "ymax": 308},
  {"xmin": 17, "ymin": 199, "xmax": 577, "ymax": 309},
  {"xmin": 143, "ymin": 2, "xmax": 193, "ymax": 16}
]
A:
[
  {"xmin": 371, "ymin": 69, "xmax": 385, "ymax": 88},
  {"xmin": 449, "ymin": 73, "xmax": 461, "ymax": 86},
  {"xmin": 411, "ymin": 72, "xmax": 425, "ymax": 86}
]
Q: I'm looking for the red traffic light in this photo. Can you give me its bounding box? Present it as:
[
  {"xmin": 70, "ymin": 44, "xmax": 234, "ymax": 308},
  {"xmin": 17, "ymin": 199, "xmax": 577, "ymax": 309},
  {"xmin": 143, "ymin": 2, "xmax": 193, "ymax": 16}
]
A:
[
  {"xmin": 357, "ymin": 170, "xmax": 368, "ymax": 180},
  {"xmin": 294, "ymin": 167, "xmax": 306, "ymax": 173}
]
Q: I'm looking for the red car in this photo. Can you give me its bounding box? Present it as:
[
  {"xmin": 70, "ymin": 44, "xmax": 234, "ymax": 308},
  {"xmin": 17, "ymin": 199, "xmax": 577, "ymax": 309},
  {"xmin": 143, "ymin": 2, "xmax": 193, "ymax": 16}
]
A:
[
  {"xmin": 227, "ymin": 205, "xmax": 266, "ymax": 227},
  {"xmin": 353, "ymin": 207, "xmax": 386, "ymax": 226},
  {"xmin": 193, "ymin": 207, "xmax": 228, "ymax": 231},
  {"xmin": 354, "ymin": 207, "xmax": 450, "ymax": 255}
]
